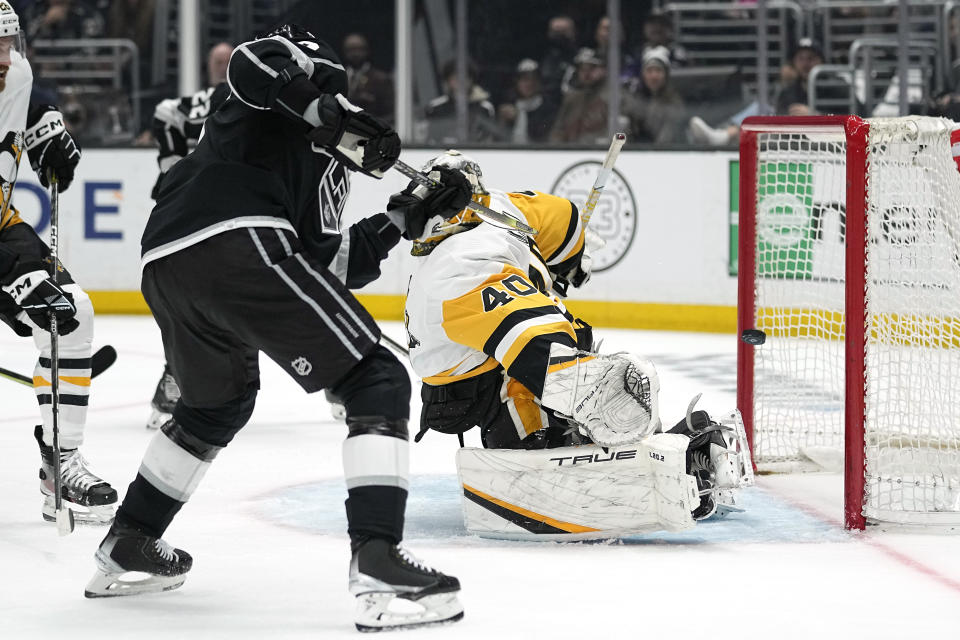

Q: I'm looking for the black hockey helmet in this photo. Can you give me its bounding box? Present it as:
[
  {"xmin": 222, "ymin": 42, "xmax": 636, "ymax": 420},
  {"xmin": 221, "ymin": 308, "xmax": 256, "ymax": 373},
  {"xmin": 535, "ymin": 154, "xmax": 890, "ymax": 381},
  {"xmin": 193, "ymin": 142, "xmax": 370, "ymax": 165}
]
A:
[
  {"xmin": 260, "ymin": 23, "xmax": 346, "ymax": 93},
  {"xmin": 265, "ymin": 23, "xmax": 320, "ymax": 49}
]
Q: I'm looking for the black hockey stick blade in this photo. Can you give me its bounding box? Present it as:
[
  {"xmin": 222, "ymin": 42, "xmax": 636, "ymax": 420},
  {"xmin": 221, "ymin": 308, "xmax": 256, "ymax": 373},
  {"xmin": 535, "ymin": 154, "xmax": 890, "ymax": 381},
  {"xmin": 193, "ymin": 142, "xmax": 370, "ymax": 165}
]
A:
[
  {"xmin": 1, "ymin": 345, "xmax": 118, "ymax": 387},
  {"xmin": 92, "ymin": 345, "xmax": 118, "ymax": 377}
]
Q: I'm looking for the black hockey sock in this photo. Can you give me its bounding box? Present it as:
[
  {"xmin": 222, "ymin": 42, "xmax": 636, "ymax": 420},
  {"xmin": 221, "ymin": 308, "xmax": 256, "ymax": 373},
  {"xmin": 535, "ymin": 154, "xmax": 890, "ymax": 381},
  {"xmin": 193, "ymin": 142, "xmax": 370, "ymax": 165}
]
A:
[
  {"xmin": 346, "ymin": 485, "xmax": 407, "ymax": 548},
  {"xmin": 115, "ymin": 473, "xmax": 184, "ymax": 538}
]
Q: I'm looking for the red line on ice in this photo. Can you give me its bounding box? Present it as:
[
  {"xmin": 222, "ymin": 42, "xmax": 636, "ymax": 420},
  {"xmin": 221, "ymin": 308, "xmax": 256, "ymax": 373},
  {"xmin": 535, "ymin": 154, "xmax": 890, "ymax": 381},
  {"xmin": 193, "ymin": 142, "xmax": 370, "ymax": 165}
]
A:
[{"xmin": 761, "ymin": 482, "xmax": 960, "ymax": 596}]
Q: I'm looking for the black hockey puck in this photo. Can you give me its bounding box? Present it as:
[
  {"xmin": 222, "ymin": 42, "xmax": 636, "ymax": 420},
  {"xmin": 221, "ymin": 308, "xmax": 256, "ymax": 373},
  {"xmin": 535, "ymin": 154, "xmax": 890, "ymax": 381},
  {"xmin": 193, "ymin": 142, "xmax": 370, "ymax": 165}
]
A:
[{"xmin": 740, "ymin": 329, "xmax": 766, "ymax": 345}]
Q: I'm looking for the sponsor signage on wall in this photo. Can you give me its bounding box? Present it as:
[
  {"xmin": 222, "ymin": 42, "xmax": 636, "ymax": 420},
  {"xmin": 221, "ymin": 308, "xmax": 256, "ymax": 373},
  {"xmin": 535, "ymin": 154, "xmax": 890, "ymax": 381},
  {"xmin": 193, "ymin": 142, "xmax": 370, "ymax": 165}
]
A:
[{"xmin": 30, "ymin": 148, "xmax": 741, "ymax": 308}]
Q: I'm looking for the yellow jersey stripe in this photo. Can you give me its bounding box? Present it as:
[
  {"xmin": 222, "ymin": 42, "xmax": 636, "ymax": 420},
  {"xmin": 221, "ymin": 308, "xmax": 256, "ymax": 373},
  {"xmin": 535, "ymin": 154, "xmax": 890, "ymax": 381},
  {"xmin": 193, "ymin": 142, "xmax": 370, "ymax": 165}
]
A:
[{"xmin": 423, "ymin": 356, "xmax": 500, "ymax": 384}]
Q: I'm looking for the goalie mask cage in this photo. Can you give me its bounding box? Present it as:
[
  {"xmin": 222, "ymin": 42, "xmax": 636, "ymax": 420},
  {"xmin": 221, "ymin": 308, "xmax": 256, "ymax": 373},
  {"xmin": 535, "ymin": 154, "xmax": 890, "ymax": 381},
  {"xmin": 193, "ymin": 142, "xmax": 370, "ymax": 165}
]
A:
[{"xmin": 736, "ymin": 115, "xmax": 960, "ymax": 530}]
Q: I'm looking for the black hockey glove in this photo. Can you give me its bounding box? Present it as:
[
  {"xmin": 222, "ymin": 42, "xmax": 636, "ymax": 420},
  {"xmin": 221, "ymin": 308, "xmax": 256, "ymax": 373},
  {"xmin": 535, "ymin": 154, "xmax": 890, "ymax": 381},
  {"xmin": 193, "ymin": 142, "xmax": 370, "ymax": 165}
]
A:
[
  {"xmin": 25, "ymin": 105, "xmax": 81, "ymax": 191},
  {"xmin": 1, "ymin": 260, "xmax": 78, "ymax": 335},
  {"xmin": 386, "ymin": 167, "xmax": 472, "ymax": 239},
  {"xmin": 306, "ymin": 94, "xmax": 401, "ymax": 178}
]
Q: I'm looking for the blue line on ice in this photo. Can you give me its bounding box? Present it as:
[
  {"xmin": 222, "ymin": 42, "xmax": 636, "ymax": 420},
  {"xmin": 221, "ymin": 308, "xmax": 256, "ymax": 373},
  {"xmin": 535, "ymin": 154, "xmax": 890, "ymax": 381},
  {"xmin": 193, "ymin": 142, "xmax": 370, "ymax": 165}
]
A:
[{"xmin": 254, "ymin": 474, "xmax": 848, "ymax": 545}]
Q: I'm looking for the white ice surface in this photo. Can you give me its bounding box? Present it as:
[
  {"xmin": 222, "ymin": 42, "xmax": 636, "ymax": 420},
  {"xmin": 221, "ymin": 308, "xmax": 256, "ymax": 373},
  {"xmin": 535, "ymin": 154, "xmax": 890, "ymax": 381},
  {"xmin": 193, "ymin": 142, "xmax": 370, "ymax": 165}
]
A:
[{"xmin": 2, "ymin": 318, "xmax": 960, "ymax": 639}]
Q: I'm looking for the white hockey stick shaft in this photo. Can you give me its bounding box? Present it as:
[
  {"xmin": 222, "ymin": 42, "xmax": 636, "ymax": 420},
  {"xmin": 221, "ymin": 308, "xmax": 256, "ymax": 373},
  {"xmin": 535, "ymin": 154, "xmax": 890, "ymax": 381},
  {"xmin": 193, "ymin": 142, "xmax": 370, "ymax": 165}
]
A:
[{"xmin": 581, "ymin": 132, "xmax": 627, "ymax": 228}]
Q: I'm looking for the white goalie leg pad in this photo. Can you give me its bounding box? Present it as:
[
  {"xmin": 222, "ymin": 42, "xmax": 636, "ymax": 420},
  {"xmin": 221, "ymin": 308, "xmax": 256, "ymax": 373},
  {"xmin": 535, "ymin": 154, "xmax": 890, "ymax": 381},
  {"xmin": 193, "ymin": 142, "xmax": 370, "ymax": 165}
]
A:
[
  {"xmin": 456, "ymin": 433, "xmax": 698, "ymax": 539},
  {"xmin": 540, "ymin": 343, "xmax": 660, "ymax": 447}
]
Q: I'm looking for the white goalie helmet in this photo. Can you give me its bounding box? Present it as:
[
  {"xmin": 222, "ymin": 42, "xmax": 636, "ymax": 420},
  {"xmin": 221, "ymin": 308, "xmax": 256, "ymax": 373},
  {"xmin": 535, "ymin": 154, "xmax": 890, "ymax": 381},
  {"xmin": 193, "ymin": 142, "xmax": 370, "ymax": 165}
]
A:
[
  {"xmin": 422, "ymin": 149, "xmax": 487, "ymax": 196},
  {"xmin": 411, "ymin": 150, "xmax": 490, "ymax": 256},
  {"xmin": 0, "ymin": 2, "xmax": 26, "ymax": 65}
]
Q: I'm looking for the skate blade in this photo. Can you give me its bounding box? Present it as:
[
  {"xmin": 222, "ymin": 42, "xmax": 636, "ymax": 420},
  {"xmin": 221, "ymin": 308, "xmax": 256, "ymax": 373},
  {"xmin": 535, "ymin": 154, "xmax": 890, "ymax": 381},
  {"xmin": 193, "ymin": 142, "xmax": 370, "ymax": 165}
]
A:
[
  {"xmin": 43, "ymin": 498, "xmax": 115, "ymax": 525},
  {"xmin": 84, "ymin": 568, "xmax": 186, "ymax": 598},
  {"xmin": 355, "ymin": 592, "xmax": 464, "ymax": 632},
  {"xmin": 146, "ymin": 409, "xmax": 172, "ymax": 430}
]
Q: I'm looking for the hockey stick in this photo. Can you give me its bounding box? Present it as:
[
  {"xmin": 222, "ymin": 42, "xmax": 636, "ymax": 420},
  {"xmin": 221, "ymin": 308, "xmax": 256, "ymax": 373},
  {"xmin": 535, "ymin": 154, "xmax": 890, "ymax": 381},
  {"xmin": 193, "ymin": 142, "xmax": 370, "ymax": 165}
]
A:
[
  {"xmin": 47, "ymin": 173, "xmax": 75, "ymax": 535},
  {"xmin": 381, "ymin": 332, "xmax": 409, "ymax": 356},
  {"xmin": 0, "ymin": 344, "xmax": 117, "ymax": 387},
  {"xmin": 392, "ymin": 160, "xmax": 538, "ymax": 236},
  {"xmin": 581, "ymin": 132, "xmax": 627, "ymax": 229}
]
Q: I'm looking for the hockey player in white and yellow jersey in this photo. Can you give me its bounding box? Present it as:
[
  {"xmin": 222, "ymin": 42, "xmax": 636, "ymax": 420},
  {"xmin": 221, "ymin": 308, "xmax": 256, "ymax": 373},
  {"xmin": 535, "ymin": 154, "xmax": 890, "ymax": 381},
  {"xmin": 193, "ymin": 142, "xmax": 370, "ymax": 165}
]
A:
[
  {"xmin": 0, "ymin": 3, "xmax": 116, "ymax": 524},
  {"xmin": 404, "ymin": 151, "xmax": 755, "ymax": 535},
  {"xmin": 404, "ymin": 150, "xmax": 660, "ymax": 450}
]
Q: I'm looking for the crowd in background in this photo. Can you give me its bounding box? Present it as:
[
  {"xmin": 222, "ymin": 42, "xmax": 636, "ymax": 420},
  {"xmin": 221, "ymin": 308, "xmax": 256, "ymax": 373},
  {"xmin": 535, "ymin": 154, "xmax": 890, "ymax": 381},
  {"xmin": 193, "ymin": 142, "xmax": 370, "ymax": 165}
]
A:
[{"xmin": 12, "ymin": 0, "xmax": 960, "ymax": 149}]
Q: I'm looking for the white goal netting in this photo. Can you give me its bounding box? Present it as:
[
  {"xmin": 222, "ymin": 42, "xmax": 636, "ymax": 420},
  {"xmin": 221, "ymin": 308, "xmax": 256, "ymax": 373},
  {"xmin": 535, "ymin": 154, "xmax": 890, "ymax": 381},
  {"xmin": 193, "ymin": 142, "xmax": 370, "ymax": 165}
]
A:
[{"xmin": 748, "ymin": 117, "xmax": 960, "ymax": 525}]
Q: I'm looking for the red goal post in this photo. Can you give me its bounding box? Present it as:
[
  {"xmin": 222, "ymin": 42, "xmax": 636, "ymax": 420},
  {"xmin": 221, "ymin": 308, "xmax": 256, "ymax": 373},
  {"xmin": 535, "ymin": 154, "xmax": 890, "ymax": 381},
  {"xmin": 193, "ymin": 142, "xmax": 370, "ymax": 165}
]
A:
[{"xmin": 737, "ymin": 115, "xmax": 960, "ymax": 530}]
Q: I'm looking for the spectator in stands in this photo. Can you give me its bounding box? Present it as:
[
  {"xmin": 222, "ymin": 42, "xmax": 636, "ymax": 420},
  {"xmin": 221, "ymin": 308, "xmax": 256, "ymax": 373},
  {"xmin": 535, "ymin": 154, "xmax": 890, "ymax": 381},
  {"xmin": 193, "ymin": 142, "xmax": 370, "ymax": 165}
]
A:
[
  {"xmin": 421, "ymin": 59, "xmax": 499, "ymax": 144},
  {"xmin": 776, "ymin": 38, "xmax": 823, "ymax": 116},
  {"xmin": 206, "ymin": 41, "xmax": 232, "ymax": 86},
  {"xmin": 641, "ymin": 11, "xmax": 688, "ymax": 68},
  {"xmin": 342, "ymin": 32, "xmax": 394, "ymax": 122},
  {"xmin": 497, "ymin": 59, "xmax": 559, "ymax": 144},
  {"xmin": 623, "ymin": 46, "xmax": 686, "ymax": 144},
  {"xmin": 540, "ymin": 15, "xmax": 578, "ymax": 98},
  {"xmin": 687, "ymin": 63, "xmax": 793, "ymax": 147},
  {"xmin": 25, "ymin": 0, "xmax": 104, "ymax": 40},
  {"xmin": 593, "ymin": 14, "xmax": 641, "ymax": 83},
  {"xmin": 549, "ymin": 48, "xmax": 610, "ymax": 144}
]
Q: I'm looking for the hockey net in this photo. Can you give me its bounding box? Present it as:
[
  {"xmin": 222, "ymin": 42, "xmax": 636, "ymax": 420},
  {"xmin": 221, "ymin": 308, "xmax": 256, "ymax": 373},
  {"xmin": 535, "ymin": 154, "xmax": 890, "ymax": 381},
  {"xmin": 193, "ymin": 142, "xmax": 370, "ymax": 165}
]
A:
[{"xmin": 737, "ymin": 116, "xmax": 960, "ymax": 529}]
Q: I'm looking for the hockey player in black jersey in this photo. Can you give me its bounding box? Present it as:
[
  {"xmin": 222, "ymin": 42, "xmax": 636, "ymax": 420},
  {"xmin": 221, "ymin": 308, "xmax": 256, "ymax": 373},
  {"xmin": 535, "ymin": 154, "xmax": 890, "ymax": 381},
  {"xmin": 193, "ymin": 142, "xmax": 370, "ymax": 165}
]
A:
[
  {"xmin": 86, "ymin": 25, "xmax": 469, "ymax": 631},
  {"xmin": 143, "ymin": 58, "xmax": 231, "ymax": 430}
]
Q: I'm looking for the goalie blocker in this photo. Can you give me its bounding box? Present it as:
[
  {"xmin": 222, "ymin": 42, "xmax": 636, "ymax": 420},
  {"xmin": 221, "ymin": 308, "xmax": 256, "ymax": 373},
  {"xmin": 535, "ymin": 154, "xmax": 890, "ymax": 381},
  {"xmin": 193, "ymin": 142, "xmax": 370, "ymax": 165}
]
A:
[{"xmin": 457, "ymin": 409, "xmax": 754, "ymax": 539}]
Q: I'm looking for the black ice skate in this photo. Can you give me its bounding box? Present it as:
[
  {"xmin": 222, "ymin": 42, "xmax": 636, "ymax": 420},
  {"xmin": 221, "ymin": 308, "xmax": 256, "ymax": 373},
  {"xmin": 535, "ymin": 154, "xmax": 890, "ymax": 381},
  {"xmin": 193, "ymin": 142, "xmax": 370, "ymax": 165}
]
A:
[
  {"xmin": 349, "ymin": 538, "xmax": 463, "ymax": 632},
  {"xmin": 85, "ymin": 517, "xmax": 192, "ymax": 598},
  {"xmin": 35, "ymin": 425, "xmax": 117, "ymax": 525},
  {"xmin": 668, "ymin": 396, "xmax": 755, "ymax": 520},
  {"xmin": 146, "ymin": 365, "xmax": 180, "ymax": 430}
]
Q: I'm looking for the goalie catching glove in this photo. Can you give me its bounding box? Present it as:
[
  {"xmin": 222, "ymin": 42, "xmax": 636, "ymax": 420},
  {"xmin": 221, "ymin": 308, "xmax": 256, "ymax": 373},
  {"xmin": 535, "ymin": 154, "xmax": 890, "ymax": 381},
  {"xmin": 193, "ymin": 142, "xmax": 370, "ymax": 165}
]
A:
[
  {"xmin": 306, "ymin": 93, "xmax": 400, "ymax": 179},
  {"xmin": 540, "ymin": 343, "xmax": 661, "ymax": 447},
  {"xmin": 386, "ymin": 166, "xmax": 472, "ymax": 239},
  {"xmin": 25, "ymin": 105, "xmax": 81, "ymax": 190},
  {"xmin": 1, "ymin": 260, "xmax": 78, "ymax": 334}
]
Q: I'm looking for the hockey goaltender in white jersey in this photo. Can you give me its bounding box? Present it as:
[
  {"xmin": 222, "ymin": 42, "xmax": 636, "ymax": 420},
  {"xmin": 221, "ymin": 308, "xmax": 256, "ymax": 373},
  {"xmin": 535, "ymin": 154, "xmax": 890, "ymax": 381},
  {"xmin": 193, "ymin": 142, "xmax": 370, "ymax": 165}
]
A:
[{"xmin": 403, "ymin": 151, "xmax": 753, "ymax": 539}]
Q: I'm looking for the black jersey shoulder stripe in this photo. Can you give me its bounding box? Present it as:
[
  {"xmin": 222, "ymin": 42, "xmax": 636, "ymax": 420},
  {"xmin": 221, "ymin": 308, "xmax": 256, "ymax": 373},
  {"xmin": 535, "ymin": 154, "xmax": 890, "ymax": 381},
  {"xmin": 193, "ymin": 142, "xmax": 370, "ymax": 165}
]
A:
[
  {"xmin": 545, "ymin": 201, "xmax": 580, "ymax": 264},
  {"xmin": 482, "ymin": 305, "xmax": 562, "ymax": 358}
]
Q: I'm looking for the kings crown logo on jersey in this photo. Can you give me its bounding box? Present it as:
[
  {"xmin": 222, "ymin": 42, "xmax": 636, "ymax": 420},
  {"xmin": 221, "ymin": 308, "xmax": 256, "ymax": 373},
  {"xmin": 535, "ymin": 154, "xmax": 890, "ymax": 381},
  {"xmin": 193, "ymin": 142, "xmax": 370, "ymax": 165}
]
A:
[
  {"xmin": 291, "ymin": 356, "xmax": 313, "ymax": 376},
  {"xmin": 551, "ymin": 163, "xmax": 637, "ymax": 272}
]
